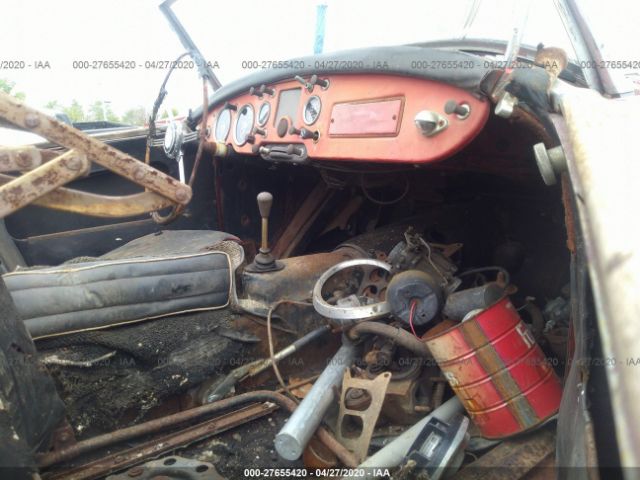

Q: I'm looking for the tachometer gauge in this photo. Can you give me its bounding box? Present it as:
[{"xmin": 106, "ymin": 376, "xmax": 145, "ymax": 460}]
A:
[
  {"xmin": 303, "ymin": 95, "xmax": 321, "ymax": 125},
  {"xmin": 215, "ymin": 108, "xmax": 231, "ymax": 142},
  {"xmin": 257, "ymin": 101, "xmax": 271, "ymax": 127},
  {"xmin": 234, "ymin": 104, "xmax": 255, "ymax": 146}
]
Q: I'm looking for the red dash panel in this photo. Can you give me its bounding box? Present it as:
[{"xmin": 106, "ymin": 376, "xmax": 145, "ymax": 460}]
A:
[{"xmin": 329, "ymin": 98, "xmax": 403, "ymax": 137}]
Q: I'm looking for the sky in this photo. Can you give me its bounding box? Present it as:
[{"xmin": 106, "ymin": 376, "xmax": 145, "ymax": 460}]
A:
[{"xmin": 0, "ymin": 0, "xmax": 638, "ymax": 118}]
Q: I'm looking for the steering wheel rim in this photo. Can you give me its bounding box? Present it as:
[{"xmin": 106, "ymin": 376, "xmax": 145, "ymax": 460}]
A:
[{"xmin": 312, "ymin": 258, "xmax": 392, "ymax": 322}]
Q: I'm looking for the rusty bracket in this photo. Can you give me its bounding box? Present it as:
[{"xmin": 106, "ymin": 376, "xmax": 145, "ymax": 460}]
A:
[
  {"xmin": 0, "ymin": 92, "xmax": 192, "ymax": 217},
  {"xmin": 0, "ymin": 149, "xmax": 90, "ymax": 218},
  {"xmin": 0, "ymin": 173, "xmax": 173, "ymax": 217},
  {"xmin": 0, "ymin": 145, "xmax": 44, "ymax": 172},
  {"xmin": 336, "ymin": 370, "xmax": 391, "ymax": 463}
]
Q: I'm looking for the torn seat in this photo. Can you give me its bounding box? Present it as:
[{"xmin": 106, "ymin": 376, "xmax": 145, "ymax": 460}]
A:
[{"xmin": 2, "ymin": 230, "xmax": 244, "ymax": 340}]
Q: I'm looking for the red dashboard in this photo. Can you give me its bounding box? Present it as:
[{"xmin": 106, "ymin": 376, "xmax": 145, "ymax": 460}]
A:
[{"xmin": 206, "ymin": 74, "xmax": 489, "ymax": 164}]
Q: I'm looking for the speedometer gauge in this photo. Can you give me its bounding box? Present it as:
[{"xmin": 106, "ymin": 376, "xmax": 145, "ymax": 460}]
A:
[
  {"xmin": 215, "ymin": 108, "xmax": 231, "ymax": 142},
  {"xmin": 303, "ymin": 96, "xmax": 321, "ymax": 125},
  {"xmin": 257, "ymin": 102, "xmax": 270, "ymax": 127},
  {"xmin": 234, "ymin": 104, "xmax": 254, "ymax": 146}
]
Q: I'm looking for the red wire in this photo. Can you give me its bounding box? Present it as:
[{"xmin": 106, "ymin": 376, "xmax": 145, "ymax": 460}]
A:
[{"xmin": 409, "ymin": 299, "xmax": 419, "ymax": 338}]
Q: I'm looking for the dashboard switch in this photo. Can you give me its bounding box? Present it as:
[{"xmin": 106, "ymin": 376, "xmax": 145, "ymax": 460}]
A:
[
  {"xmin": 259, "ymin": 84, "xmax": 275, "ymax": 96},
  {"xmin": 415, "ymin": 111, "xmax": 448, "ymax": 137},
  {"xmin": 309, "ymin": 74, "xmax": 330, "ymax": 90},
  {"xmin": 289, "ymin": 125, "xmax": 317, "ymax": 140},
  {"xmin": 249, "ymin": 86, "xmax": 263, "ymax": 98},
  {"xmin": 252, "ymin": 126, "xmax": 266, "ymax": 137},
  {"xmin": 445, "ymin": 100, "xmax": 470, "ymax": 119}
]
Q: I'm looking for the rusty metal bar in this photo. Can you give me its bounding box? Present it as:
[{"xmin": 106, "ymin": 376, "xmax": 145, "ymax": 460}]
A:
[
  {"xmin": 37, "ymin": 390, "xmax": 358, "ymax": 469},
  {"xmin": 0, "ymin": 145, "xmax": 43, "ymax": 172},
  {"xmin": 47, "ymin": 403, "xmax": 276, "ymax": 480},
  {"xmin": 0, "ymin": 150, "xmax": 89, "ymax": 218},
  {"xmin": 0, "ymin": 92, "xmax": 191, "ymax": 205},
  {"xmin": 272, "ymin": 181, "xmax": 333, "ymax": 258},
  {"xmin": 0, "ymin": 174, "xmax": 173, "ymax": 217}
]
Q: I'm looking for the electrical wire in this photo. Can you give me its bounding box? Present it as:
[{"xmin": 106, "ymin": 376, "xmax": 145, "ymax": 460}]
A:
[
  {"xmin": 409, "ymin": 299, "xmax": 420, "ymax": 339},
  {"xmin": 266, "ymin": 299, "xmax": 315, "ymax": 403}
]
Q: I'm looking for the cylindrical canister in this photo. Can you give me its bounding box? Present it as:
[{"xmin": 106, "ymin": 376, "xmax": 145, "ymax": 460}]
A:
[{"xmin": 423, "ymin": 296, "xmax": 562, "ymax": 439}]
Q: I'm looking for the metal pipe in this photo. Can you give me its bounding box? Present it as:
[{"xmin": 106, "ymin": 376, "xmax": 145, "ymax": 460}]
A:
[
  {"xmin": 355, "ymin": 396, "xmax": 463, "ymax": 475},
  {"xmin": 275, "ymin": 341, "xmax": 356, "ymax": 461},
  {"xmin": 347, "ymin": 322, "xmax": 432, "ymax": 358},
  {"xmin": 37, "ymin": 390, "xmax": 357, "ymax": 469},
  {"xmin": 204, "ymin": 325, "xmax": 330, "ymax": 402}
]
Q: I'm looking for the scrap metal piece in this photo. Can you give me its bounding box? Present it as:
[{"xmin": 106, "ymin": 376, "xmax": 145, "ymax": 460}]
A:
[
  {"xmin": 336, "ymin": 370, "xmax": 391, "ymax": 462},
  {"xmin": 106, "ymin": 456, "xmax": 223, "ymax": 480},
  {"xmin": 275, "ymin": 341, "xmax": 357, "ymax": 461},
  {"xmin": 0, "ymin": 145, "xmax": 43, "ymax": 172},
  {"xmin": 0, "ymin": 149, "xmax": 89, "ymax": 218},
  {"xmin": 0, "ymin": 92, "xmax": 192, "ymax": 205},
  {"xmin": 49, "ymin": 403, "xmax": 275, "ymax": 480},
  {"xmin": 0, "ymin": 177, "xmax": 174, "ymax": 217}
]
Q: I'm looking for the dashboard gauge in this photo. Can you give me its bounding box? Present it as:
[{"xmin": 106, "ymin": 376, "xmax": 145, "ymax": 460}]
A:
[
  {"xmin": 215, "ymin": 108, "xmax": 231, "ymax": 142},
  {"xmin": 257, "ymin": 102, "xmax": 271, "ymax": 127},
  {"xmin": 234, "ymin": 104, "xmax": 254, "ymax": 146},
  {"xmin": 303, "ymin": 95, "xmax": 322, "ymax": 125}
]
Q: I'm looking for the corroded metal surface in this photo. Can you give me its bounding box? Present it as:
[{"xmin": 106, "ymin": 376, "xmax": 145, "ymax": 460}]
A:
[
  {"xmin": 0, "ymin": 92, "xmax": 192, "ymax": 209},
  {"xmin": 336, "ymin": 370, "xmax": 391, "ymax": 462},
  {"xmin": 0, "ymin": 174, "xmax": 173, "ymax": 217},
  {"xmin": 0, "ymin": 149, "xmax": 89, "ymax": 218},
  {"xmin": 0, "ymin": 145, "xmax": 43, "ymax": 172}
]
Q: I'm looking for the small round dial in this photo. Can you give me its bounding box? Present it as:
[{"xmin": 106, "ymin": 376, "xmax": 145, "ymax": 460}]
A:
[
  {"xmin": 303, "ymin": 95, "xmax": 321, "ymax": 125},
  {"xmin": 234, "ymin": 104, "xmax": 254, "ymax": 146},
  {"xmin": 215, "ymin": 108, "xmax": 231, "ymax": 142},
  {"xmin": 258, "ymin": 102, "xmax": 270, "ymax": 127}
]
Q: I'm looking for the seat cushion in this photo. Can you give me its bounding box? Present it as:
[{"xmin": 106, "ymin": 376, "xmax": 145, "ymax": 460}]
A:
[{"xmin": 3, "ymin": 230, "xmax": 244, "ymax": 339}]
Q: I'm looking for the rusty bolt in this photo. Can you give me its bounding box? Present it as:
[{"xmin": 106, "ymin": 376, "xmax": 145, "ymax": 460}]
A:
[
  {"xmin": 127, "ymin": 466, "xmax": 144, "ymax": 478},
  {"xmin": 24, "ymin": 113, "xmax": 40, "ymax": 128},
  {"xmin": 175, "ymin": 187, "xmax": 190, "ymax": 203},
  {"xmin": 133, "ymin": 166, "xmax": 145, "ymax": 182},
  {"xmin": 64, "ymin": 155, "xmax": 85, "ymax": 171}
]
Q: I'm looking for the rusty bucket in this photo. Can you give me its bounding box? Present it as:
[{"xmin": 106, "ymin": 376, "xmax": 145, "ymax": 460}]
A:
[{"xmin": 423, "ymin": 296, "xmax": 562, "ymax": 439}]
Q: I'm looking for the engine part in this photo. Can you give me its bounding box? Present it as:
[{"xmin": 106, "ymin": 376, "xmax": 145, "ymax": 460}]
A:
[
  {"xmin": 275, "ymin": 341, "xmax": 357, "ymax": 461},
  {"xmin": 443, "ymin": 282, "xmax": 505, "ymax": 321},
  {"xmin": 347, "ymin": 321, "xmax": 432, "ymax": 358},
  {"xmin": 312, "ymin": 259, "xmax": 391, "ymax": 323},
  {"xmin": 336, "ymin": 370, "xmax": 391, "ymax": 462},
  {"xmin": 387, "ymin": 270, "xmax": 443, "ymax": 326},
  {"xmin": 355, "ymin": 396, "xmax": 463, "ymax": 475},
  {"xmin": 398, "ymin": 415, "xmax": 469, "ymax": 480},
  {"xmin": 423, "ymin": 296, "xmax": 563, "ymax": 439}
]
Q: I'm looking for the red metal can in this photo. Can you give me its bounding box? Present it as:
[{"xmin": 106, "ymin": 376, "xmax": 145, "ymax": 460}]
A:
[{"xmin": 423, "ymin": 296, "xmax": 562, "ymax": 439}]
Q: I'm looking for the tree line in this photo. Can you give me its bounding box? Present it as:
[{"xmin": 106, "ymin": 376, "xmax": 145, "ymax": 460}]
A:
[{"xmin": 1, "ymin": 78, "xmax": 177, "ymax": 126}]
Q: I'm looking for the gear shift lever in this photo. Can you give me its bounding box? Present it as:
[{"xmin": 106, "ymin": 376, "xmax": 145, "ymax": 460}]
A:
[{"xmin": 248, "ymin": 191, "xmax": 282, "ymax": 272}]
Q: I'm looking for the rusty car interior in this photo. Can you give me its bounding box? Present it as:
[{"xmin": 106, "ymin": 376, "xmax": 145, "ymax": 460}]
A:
[{"xmin": 0, "ymin": 9, "xmax": 622, "ymax": 480}]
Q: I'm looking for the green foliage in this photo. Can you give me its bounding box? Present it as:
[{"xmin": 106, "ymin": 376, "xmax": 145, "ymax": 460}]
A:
[
  {"xmin": 121, "ymin": 106, "xmax": 147, "ymax": 126},
  {"xmin": 0, "ymin": 78, "xmax": 26, "ymax": 100},
  {"xmin": 63, "ymin": 100, "xmax": 86, "ymax": 122}
]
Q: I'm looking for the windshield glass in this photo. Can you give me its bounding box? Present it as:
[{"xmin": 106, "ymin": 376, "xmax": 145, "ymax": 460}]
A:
[{"xmin": 173, "ymin": 0, "xmax": 577, "ymax": 85}]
